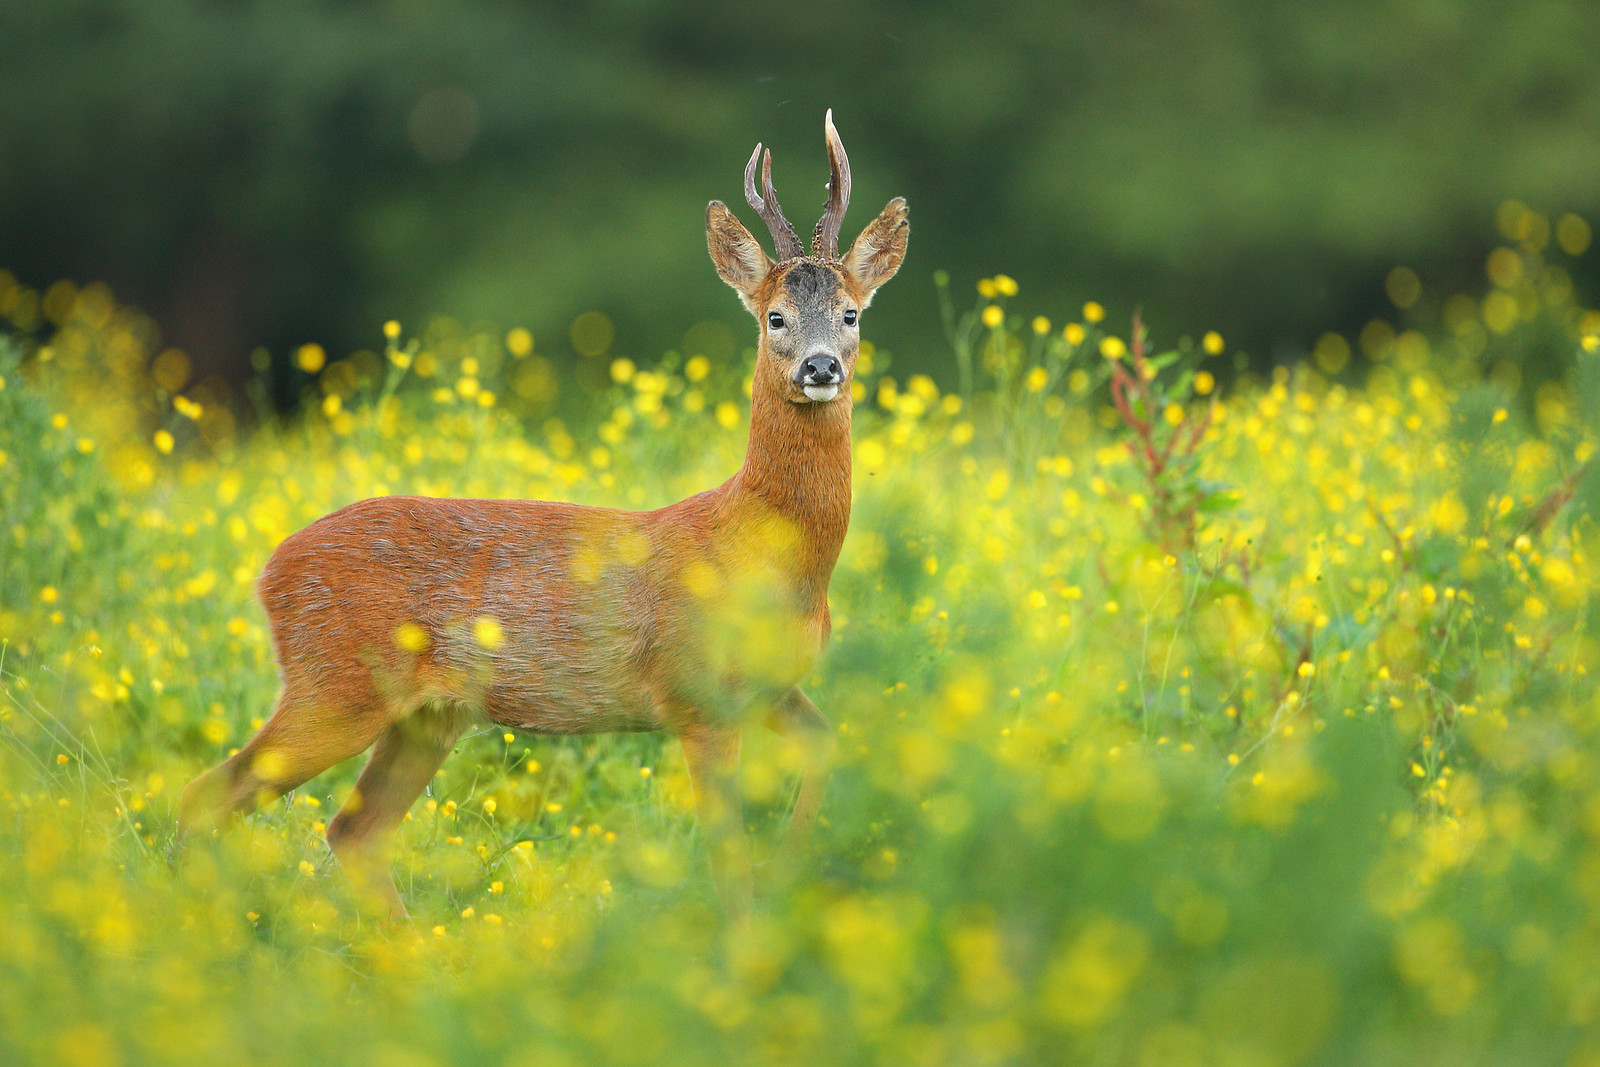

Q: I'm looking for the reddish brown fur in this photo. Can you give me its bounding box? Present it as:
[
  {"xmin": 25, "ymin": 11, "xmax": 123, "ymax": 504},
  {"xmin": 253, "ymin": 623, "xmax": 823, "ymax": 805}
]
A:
[{"xmin": 179, "ymin": 116, "xmax": 908, "ymax": 920}]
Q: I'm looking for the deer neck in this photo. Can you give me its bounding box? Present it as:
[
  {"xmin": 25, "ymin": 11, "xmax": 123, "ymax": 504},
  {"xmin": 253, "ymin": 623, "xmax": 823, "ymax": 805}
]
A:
[{"xmin": 723, "ymin": 364, "xmax": 853, "ymax": 602}]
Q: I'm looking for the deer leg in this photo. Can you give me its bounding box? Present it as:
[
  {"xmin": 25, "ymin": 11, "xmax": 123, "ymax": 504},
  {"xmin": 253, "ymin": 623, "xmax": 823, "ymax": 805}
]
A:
[
  {"xmin": 679, "ymin": 723, "xmax": 752, "ymax": 923},
  {"xmin": 326, "ymin": 707, "xmax": 462, "ymax": 920},
  {"xmin": 178, "ymin": 688, "xmax": 385, "ymax": 836},
  {"xmin": 765, "ymin": 686, "xmax": 836, "ymax": 870}
]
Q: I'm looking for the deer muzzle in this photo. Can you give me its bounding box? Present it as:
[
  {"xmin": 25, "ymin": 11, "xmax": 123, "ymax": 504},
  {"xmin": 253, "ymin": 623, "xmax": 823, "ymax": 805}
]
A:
[{"xmin": 797, "ymin": 353, "xmax": 844, "ymax": 402}]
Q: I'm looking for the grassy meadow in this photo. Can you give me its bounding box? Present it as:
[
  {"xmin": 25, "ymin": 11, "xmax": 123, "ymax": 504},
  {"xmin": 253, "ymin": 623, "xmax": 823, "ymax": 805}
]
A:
[{"xmin": 3, "ymin": 203, "xmax": 1600, "ymax": 1064}]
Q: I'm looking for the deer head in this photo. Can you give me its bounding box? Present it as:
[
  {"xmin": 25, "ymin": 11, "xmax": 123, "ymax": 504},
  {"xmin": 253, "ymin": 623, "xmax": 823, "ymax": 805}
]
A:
[{"xmin": 706, "ymin": 110, "xmax": 909, "ymax": 406}]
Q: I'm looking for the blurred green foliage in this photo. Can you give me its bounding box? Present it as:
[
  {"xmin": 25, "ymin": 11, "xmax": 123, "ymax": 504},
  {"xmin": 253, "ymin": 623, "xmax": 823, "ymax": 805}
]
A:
[{"xmin": 3, "ymin": 0, "xmax": 1599, "ymax": 393}]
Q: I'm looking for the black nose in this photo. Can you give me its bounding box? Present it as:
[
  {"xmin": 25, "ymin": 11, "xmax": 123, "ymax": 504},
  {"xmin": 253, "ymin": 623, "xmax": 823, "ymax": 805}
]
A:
[{"xmin": 800, "ymin": 354, "xmax": 843, "ymax": 384}]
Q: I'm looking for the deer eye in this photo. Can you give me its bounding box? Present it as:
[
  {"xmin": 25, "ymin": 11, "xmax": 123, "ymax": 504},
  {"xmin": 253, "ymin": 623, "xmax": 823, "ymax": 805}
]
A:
[
  {"xmin": 767, "ymin": 311, "xmax": 786, "ymax": 330},
  {"xmin": 843, "ymin": 309, "xmax": 858, "ymax": 327}
]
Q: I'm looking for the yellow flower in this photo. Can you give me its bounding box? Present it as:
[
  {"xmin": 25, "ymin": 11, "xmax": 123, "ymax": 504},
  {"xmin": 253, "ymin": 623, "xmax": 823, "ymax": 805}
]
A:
[
  {"xmin": 1083, "ymin": 301, "xmax": 1105, "ymax": 324},
  {"xmin": 858, "ymin": 439, "xmax": 887, "ymax": 470},
  {"xmin": 685, "ymin": 355, "xmax": 710, "ymax": 381},
  {"xmin": 1202, "ymin": 331, "xmax": 1225, "ymax": 355},
  {"xmin": 505, "ymin": 326, "xmax": 533, "ymax": 355},
  {"xmin": 1064, "ymin": 323, "xmax": 1085, "ymax": 345},
  {"xmin": 981, "ymin": 305, "xmax": 1004, "ymax": 328},
  {"xmin": 383, "ymin": 320, "xmax": 402, "ymax": 341},
  {"xmin": 473, "ymin": 616, "xmax": 505, "ymax": 649},
  {"xmin": 977, "ymin": 278, "xmax": 997, "ymax": 299},
  {"xmin": 153, "ymin": 430, "xmax": 175, "ymax": 454},
  {"xmin": 994, "ymin": 274, "xmax": 1018, "ymax": 297},
  {"xmin": 1032, "ymin": 315, "xmax": 1051, "ymax": 335},
  {"xmin": 1557, "ymin": 212, "xmax": 1592, "ymax": 255},
  {"xmin": 1099, "ymin": 336, "xmax": 1126, "ymax": 360},
  {"xmin": 394, "ymin": 622, "xmax": 430, "ymax": 653},
  {"xmin": 1194, "ymin": 371, "xmax": 1215, "ymax": 395},
  {"xmin": 296, "ymin": 343, "xmax": 326, "ymax": 373},
  {"xmin": 40, "ymin": 586, "xmax": 58, "ymax": 604}
]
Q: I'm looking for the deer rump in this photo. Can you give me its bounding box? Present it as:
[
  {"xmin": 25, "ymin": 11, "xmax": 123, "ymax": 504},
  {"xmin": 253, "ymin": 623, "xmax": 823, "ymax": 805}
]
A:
[{"xmin": 258, "ymin": 494, "xmax": 826, "ymax": 736}]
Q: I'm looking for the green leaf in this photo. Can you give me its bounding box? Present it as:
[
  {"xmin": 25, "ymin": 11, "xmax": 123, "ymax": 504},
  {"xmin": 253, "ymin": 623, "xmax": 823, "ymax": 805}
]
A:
[{"xmin": 1195, "ymin": 489, "xmax": 1242, "ymax": 513}]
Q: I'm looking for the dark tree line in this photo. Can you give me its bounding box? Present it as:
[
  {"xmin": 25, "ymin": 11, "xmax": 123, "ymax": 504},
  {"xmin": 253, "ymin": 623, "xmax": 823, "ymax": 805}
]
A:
[{"xmin": 2, "ymin": 0, "xmax": 1597, "ymax": 394}]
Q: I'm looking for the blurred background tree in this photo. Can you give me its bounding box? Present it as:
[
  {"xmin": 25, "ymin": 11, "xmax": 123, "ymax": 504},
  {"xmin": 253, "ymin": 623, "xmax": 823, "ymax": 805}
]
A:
[{"xmin": 2, "ymin": 0, "xmax": 1597, "ymax": 400}]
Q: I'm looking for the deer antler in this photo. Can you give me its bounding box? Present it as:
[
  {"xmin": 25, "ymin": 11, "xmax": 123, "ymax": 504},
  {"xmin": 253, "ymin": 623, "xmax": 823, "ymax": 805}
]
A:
[
  {"xmin": 811, "ymin": 109, "xmax": 852, "ymax": 260},
  {"xmin": 745, "ymin": 144, "xmax": 805, "ymax": 261}
]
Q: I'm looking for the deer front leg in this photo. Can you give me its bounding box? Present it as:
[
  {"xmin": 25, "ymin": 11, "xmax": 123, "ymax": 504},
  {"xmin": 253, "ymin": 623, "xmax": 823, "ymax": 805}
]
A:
[
  {"xmin": 766, "ymin": 686, "xmax": 836, "ymax": 871},
  {"xmin": 679, "ymin": 722, "xmax": 752, "ymax": 923}
]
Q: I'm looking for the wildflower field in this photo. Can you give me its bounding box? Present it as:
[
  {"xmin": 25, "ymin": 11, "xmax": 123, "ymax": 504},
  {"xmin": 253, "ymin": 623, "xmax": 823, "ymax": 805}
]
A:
[{"xmin": 4, "ymin": 203, "xmax": 1600, "ymax": 1065}]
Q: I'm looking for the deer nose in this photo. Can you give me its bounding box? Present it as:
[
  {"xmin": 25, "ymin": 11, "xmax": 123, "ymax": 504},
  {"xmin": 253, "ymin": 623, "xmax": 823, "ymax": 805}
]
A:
[{"xmin": 798, "ymin": 353, "xmax": 843, "ymax": 385}]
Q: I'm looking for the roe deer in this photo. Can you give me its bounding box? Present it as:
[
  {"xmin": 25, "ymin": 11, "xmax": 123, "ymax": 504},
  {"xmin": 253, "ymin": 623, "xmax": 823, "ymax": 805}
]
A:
[{"xmin": 179, "ymin": 110, "xmax": 909, "ymax": 920}]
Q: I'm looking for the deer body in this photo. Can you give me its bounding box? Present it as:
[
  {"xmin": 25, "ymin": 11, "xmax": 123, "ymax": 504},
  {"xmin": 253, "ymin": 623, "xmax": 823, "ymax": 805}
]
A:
[
  {"xmin": 258, "ymin": 367, "xmax": 850, "ymax": 736},
  {"xmin": 180, "ymin": 112, "xmax": 907, "ymax": 919}
]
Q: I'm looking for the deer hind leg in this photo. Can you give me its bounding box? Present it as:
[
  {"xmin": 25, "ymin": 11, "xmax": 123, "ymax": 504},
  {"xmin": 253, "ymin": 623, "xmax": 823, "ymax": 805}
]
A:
[
  {"xmin": 325, "ymin": 704, "xmax": 465, "ymax": 920},
  {"xmin": 178, "ymin": 686, "xmax": 387, "ymax": 836},
  {"xmin": 679, "ymin": 722, "xmax": 752, "ymax": 923},
  {"xmin": 765, "ymin": 687, "xmax": 836, "ymax": 870}
]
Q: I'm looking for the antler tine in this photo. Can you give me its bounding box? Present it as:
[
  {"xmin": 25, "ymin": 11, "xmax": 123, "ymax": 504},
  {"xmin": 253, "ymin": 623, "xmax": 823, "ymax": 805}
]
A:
[
  {"xmin": 812, "ymin": 108, "xmax": 852, "ymax": 260},
  {"xmin": 744, "ymin": 143, "xmax": 804, "ymax": 261},
  {"xmin": 743, "ymin": 142, "xmax": 764, "ymax": 210}
]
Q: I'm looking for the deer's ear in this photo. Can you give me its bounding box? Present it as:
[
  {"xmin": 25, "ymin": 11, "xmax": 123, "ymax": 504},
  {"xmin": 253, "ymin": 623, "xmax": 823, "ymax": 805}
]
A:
[
  {"xmin": 841, "ymin": 198, "xmax": 908, "ymax": 307},
  {"xmin": 707, "ymin": 201, "xmax": 773, "ymax": 313}
]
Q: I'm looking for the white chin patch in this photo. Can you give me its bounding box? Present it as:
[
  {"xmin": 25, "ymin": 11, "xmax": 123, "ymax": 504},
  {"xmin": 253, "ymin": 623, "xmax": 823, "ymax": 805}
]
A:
[{"xmin": 803, "ymin": 383, "xmax": 840, "ymax": 402}]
